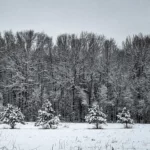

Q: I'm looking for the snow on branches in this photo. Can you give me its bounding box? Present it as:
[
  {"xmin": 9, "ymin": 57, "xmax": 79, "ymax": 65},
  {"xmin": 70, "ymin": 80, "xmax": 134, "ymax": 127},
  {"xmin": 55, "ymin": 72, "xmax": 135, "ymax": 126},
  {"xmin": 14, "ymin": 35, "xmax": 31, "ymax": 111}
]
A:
[
  {"xmin": 0, "ymin": 104, "xmax": 25, "ymax": 129},
  {"xmin": 117, "ymin": 107, "xmax": 134, "ymax": 128},
  {"xmin": 35, "ymin": 100, "xmax": 60, "ymax": 129},
  {"xmin": 85, "ymin": 103, "xmax": 107, "ymax": 129}
]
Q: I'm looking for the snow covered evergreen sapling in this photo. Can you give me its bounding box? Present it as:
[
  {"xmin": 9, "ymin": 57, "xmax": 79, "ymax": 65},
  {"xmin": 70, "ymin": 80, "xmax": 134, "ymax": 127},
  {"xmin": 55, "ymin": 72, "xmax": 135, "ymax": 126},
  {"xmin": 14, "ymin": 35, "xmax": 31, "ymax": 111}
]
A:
[
  {"xmin": 35, "ymin": 100, "xmax": 60, "ymax": 129},
  {"xmin": 0, "ymin": 104, "xmax": 25, "ymax": 129},
  {"xmin": 85, "ymin": 104, "xmax": 107, "ymax": 129},
  {"xmin": 117, "ymin": 107, "xmax": 133, "ymax": 128}
]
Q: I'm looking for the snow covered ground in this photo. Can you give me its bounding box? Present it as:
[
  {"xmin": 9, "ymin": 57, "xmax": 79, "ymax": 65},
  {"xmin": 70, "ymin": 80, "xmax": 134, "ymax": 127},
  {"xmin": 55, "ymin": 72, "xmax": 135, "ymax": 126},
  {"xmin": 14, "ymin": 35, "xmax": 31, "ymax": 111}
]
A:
[{"xmin": 0, "ymin": 123, "xmax": 150, "ymax": 150}]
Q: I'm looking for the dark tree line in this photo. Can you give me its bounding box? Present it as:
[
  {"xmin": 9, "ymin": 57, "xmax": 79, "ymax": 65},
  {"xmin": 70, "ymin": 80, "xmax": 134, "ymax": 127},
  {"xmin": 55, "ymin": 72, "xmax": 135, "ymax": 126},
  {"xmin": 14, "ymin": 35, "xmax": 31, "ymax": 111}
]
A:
[{"xmin": 0, "ymin": 30, "xmax": 150, "ymax": 123}]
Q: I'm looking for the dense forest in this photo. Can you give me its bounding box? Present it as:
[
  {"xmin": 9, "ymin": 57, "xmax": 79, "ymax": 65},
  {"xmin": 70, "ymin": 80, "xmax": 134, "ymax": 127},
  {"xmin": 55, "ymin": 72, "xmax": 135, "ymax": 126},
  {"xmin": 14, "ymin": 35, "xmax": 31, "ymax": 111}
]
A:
[{"xmin": 0, "ymin": 30, "xmax": 150, "ymax": 123}]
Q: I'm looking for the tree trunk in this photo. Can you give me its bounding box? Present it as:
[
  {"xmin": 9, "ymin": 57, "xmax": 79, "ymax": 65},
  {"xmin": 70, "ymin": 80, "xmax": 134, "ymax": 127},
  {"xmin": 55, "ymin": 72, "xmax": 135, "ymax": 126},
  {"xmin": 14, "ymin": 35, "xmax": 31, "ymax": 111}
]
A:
[
  {"xmin": 11, "ymin": 123, "xmax": 15, "ymax": 129},
  {"xmin": 96, "ymin": 122, "xmax": 99, "ymax": 129},
  {"xmin": 89, "ymin": 74, "xmax": 94, "ymax": 107},
  {"xmin": 79, "ymin": 101, "xmax": 82, "ymax": 122}
]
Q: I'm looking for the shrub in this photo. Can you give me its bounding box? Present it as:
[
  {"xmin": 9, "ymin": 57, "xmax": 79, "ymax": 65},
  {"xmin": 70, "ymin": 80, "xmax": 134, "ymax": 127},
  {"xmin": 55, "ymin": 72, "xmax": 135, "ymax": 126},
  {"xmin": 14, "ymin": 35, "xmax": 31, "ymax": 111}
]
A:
[
  {"xmin": 0, "ymin": 104, "xmax": 25, "ymax": 129},
  {"xmin": 85, "ymin": 104, "xmax": 107, "ymax": 129},
  {"xmin": 35, "ymin": 100, "xmax": 60, "ymax": 129},
  {"xmin": 117, "ymin": 107, "xmax": 133, "ymax": 128}
]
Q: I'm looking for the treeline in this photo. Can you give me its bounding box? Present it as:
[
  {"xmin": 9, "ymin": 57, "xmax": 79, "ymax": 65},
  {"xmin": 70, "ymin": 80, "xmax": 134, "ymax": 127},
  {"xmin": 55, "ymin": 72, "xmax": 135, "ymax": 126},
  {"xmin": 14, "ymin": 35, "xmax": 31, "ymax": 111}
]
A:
[{"xmin": 0, "ymin": 30, "xmax": 150, "ymax": 123}]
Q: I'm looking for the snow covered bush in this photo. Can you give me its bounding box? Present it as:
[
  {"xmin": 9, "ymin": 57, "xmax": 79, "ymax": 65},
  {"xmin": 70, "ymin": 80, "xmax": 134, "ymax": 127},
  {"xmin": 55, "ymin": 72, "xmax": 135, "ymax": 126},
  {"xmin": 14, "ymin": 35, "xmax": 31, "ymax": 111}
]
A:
[
  {"xmin": 35, "ymin": 100, "xmax": 60, "ymax": 129},
  {"xmin": 85, "ymin": 104, "xmax": 107, "ymax": 129},
  {"xmin": 0, "ymin": 104, "xmax": 25, "ymax": 129},
  {"xmin": 117, "ymin": 107, "xmax": 134, "ymax": 128}
]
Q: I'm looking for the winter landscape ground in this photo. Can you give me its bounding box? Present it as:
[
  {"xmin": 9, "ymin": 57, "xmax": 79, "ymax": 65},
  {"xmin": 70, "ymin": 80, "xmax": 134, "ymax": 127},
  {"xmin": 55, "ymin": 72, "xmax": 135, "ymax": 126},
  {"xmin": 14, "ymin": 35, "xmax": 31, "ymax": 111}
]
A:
[{"xmin": 0, "ymin": 123, "xmax": 150, "ymax": 150}]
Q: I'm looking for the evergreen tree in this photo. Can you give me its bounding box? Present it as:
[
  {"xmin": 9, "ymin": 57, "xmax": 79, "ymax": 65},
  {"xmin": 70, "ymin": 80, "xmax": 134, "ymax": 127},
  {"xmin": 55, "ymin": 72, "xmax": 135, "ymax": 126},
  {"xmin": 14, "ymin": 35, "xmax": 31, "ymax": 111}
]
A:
[
  {"xmin": 117, "ymin": 107, "xmax": 133, "ymax": 128},
  {"xmin": 35, "ymin": 100, "xmax": 60, "ymax": 129},
  {"xmin": 85, "ymin": 103, "xmax": 107, "ymax": 129},
  {"xmin": 0, "ymin": 104, "xmax": 25, "ymax": 129}
]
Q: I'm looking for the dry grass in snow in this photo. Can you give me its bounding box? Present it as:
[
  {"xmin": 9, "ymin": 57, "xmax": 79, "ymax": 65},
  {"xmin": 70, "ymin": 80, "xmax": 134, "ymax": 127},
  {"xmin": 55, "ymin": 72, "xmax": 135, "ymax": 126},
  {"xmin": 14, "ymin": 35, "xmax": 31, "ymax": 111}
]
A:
[{"xmin": 0, "ymin": 123, "xmax": 150, "ymax": 150}]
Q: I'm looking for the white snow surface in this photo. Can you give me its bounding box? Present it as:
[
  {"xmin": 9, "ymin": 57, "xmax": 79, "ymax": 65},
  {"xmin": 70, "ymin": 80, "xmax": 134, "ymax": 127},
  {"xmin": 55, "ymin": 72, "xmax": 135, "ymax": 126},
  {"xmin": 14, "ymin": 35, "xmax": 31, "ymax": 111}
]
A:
[{"xmin": 0, "ymin": 123, "xmax": 150, "ymax": 150}]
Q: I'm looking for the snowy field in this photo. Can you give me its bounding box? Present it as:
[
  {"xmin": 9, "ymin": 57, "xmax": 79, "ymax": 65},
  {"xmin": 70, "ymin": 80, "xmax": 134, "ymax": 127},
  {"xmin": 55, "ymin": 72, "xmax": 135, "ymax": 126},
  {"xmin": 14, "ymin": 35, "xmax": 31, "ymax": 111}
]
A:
[{"xmin": 0, "ymin": 123, "xmax": 150, "ymax": 150}]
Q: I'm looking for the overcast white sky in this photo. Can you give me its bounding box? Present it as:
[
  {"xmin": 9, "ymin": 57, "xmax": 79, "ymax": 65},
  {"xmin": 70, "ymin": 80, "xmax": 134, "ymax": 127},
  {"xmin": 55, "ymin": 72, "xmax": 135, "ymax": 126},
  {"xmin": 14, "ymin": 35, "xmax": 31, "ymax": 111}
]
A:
[{"xmin": 0, "ymin": 0, "xmax": 150, "ymax": 46}]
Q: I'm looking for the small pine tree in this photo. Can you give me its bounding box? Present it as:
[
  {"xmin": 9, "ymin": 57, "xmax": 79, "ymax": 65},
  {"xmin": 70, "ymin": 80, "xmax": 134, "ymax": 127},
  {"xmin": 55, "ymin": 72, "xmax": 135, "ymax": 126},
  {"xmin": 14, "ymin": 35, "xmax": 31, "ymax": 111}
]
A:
[
  {"xmin": 0, "ymin": 104, "xmax": 25, "ymax": 129},
  {"xmin": 117, "ymin": 107, "xmax": 133, "ymax": 128},
  {"xmin": 85, "ymin": 103, "xmax": 107, "ymax": 129},
  {"xmin": 35, "ymin": 100, "xmax": 60, "ymax": 129}
]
